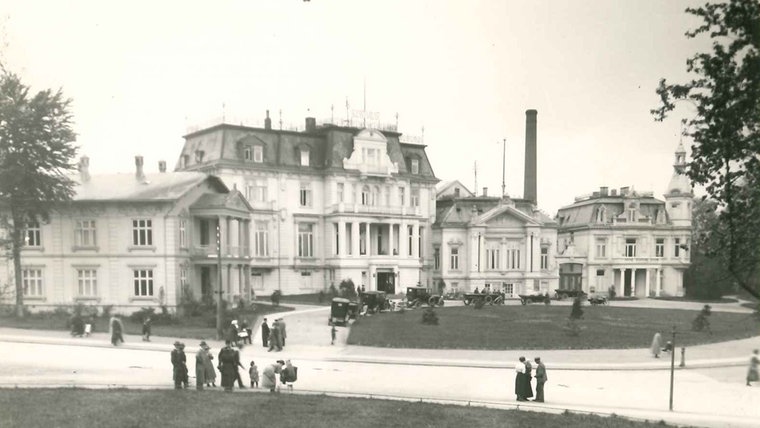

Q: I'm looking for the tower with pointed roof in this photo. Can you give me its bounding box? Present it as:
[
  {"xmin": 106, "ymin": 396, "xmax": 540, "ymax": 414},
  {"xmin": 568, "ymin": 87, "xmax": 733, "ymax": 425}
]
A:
[{"xmin": 664, "ymin": 141, "xmax": 693, "ymax": 228}]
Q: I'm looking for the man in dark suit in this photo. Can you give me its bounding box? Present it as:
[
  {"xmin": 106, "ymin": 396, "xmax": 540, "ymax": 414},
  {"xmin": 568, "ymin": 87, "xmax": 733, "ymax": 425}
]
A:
[
  {"xmin": 533, "ymin": 357, "xmax": 548, "ymax": 402},
  {"xmin": 261, "ymin": 318, "xmax": 270, "ymax": 348}
]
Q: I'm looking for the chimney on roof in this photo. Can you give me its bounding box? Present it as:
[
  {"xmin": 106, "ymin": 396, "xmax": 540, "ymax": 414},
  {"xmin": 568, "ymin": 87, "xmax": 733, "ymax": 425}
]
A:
[
  {"xmin": 482, "ymin": 187, "xmax": 488, "ymax": 197},
  {"xmin": 305, "ymin": 117, "xmax": 316, "ymax": 132},
  {"xmin": 524, "ymin": 109, "xmax": 538, "ymax": 205},
  {"xmin": 611, "ymin": 189, "xmax": 618, "ymax": 196},
  {"xmin": 600, "ymin": 186, "xmax": 608, "ymax": 196},
  {"xmin": 158, "ymin": 160, "xmax": 167, "ymax": 173},
  {"xmin": 78, "ymin": 156, "xmax": 90, "ymax": 183},
  {"xmin": 135, "ymin": 156, "xmax": 146, "ymax": 182},
  {"xmin": 264, "ymin": 110, "xmax": 272, "ymax": 130}
]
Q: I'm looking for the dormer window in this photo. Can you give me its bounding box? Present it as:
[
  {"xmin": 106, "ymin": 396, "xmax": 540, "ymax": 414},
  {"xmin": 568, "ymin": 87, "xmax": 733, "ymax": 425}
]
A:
[
  {"xmin": 243, "ymin": 146, "xmax": 253, "ymax": 162},
  {"xmin": 195, "ymin": 150, "xmax": 205, "ymax": 163},
  {"xmin": 300, "ymin": 149, "xmax": 310, "ymax": 167},
  {"xmin": 181, "ymin": 154, "xmax": 190, "ymax": 168},
  {"xmin": 253, "ymin": 145, "xmax": 263, "ymax": 163},
  {"xmin": 411, "ymin": 158, "xmax": 419, "ymax": 174}
]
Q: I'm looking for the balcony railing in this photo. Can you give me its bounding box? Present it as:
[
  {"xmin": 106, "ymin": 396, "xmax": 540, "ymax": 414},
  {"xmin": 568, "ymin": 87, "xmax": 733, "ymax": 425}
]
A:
[
  {"xmin": 190, "ymin": 245, "xmax": 251, "ymax": 258},
  {"xmin": 327, "ymin": 203, "xmax": 421, "ymax": 216}
]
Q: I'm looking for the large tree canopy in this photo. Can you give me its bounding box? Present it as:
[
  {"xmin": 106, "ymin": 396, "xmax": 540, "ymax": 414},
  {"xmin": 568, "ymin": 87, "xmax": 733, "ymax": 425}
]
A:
[
  {"xmin": 652, "ymin": 0, "xmax": 760, "ymax": 299},
  {"xmin": 0, "ymin": 71, "xmax": 78, "ymax": 316}
]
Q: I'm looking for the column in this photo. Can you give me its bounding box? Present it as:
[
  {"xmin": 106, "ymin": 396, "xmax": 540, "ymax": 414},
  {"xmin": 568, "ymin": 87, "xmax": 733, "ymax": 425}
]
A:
[
  {"xmin": 619, "ymin": 268, "xmax": 625, "ymax": 297},
  {"xmin": 400, "ymin": 221, "xmax": 408, "ymax": 258},
  {"xmin": 525, "ymin": 231, "xmax": 532, "ymax": 274},
  {"xmin": 338, "ymin": 220, "xmax": 346, "ymax": 256},
  {"xmin": 364, "ymin": 222, "xmax": 371, "ymax": 256},
  {"xmin": 225, "ymin": 216, "xmax": 232, "ymax": 255},
  {"xmin": 631, "ymin": 268, "xmax": 637, "ymax": 297},
  {"xmin": 245, "ymin": 220, "xmax": 251, "ymax": 257},
  {"xmin": 388, "ymin": 222, "xmax": 395, "ymax": 256},
  {"xmin": 500, "ymin": 238, "xmax": 507, "ymax": 272},
  {"xmin": 656, "ymin": 268, "xmax": 662, "ymax": 296},
  {"xmin": 244, "ymin": 265, "xmax": 251, "ymax": 301},
  {"xmin": 352, "ymin": 221, "xmax": 360, "ymax": 257},
  {"xmin": 412, "ymin": 223, "xmax": 419, "ymax": 258},
  {"xmin": 237, "ymin": 219, "xmax": 244, "ymax": 257},
  {"xmin": 645, "ymin": 268, "xmax": 650, "ymax": 298}
]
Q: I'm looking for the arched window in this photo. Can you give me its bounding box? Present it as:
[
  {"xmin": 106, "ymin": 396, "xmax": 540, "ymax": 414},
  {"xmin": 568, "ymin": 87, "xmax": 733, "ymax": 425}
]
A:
[{"xmin": 361, "ymin": 185, "xmax": 371, "ymax": 206}]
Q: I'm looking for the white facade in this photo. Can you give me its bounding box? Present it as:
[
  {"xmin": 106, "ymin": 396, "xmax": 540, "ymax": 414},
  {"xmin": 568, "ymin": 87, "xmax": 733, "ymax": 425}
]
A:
[{"xmin": 554, "ymin": 144, "xmax": 693, "ymax": 297}]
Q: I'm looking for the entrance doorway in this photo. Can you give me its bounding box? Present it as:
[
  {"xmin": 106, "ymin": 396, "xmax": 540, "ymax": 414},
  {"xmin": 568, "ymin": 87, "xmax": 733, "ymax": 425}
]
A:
[
  {"xmin": 377, "ymin": 272, "xmax": 395, "ymax": 294},
  {"xmin": 201, "ymin": 267, "xmax": 212, "ymax": 302},
  {"xmin": 559, "ymin": 263, "xmax": 583, "ymax": 291}
]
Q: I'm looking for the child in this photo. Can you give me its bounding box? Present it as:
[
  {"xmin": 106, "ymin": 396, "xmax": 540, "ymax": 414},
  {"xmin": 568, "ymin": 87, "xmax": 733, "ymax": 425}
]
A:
[
  {"xmin": 249, "ymin": 360, "xmax": 259, "ymax": 388},
  {"xmin": 331, "ymin": 324, "xmax": 337, "ymax": 345}
]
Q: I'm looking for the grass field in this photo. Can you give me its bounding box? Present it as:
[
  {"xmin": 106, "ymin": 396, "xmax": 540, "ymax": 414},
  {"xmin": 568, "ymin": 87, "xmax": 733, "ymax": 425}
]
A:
[
  {"xmin": 0, "ymin": 389, "xmax": 673, "ymax": 428},
  {"xmin": 348, "ymin": 305, "xmax": 759, "ymax": 350}
]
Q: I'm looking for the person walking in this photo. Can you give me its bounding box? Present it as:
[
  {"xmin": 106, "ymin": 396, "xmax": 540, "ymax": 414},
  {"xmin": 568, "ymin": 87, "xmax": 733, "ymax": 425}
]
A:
[
  {"xmin": 142, "ymin": 316, "xmax": 152, "ymax": 342},
  {"xmin": 171, "ymin": 341, "xmax": 188, "ymax": 389},
  {"xmin": 747, "ymin": 349, "xmax": 759, "ymax": 386},
  {"xmin": 533, "ymin": 357, "xmax": 548, "ymax": 402},
  {"xmin": 331, "ymin": 323, "xmax": 337, "ymax": 345},
  {"xmin": 523, "ymin": 357, "xmax": 534, "ymax": 401},
  {"xmin": 279, "ymin": 318, "xmax": 287, "ymax": 347},
  {"xmin": 249, "ymin": 361, "xmax": 259, "ymax": 388},
  {"xmin": 514, "ymin": 357, "xmax": 527, "ymax": 401},
  {"xmin": 109, "ymin": 316, "xmax": 124, "ymax": 346},
  {"xmin": 233, "ymin": 344, "xmax": 246, "ymax": 388},
  {"xmin": 195, "ymin": 341, "xmax": 210, "ymax": 390},
  {"xmin": 651, "ymin": 332, "xmax": 663, "ymax": 358},
  {"xmin": 242, "ymin": 319, "xmax": 253, "ymax": 345},
  {"xmin": 261, "ymin": 318, "xmax": 270, "ymax": 348},
  {"xmin": 203, "ymin": 344, "xmax": 217, "ymax": 387},
  {"xmin": 217, "ymin": 341, "xmax": 237, "ymax": 392},
  {"xmin": 268, "ymin": 320, "xmax": 282, "ymax": 352},
  {"xmin": 261, "ymin": 360, "xmax": 284, "ymax": 393}
]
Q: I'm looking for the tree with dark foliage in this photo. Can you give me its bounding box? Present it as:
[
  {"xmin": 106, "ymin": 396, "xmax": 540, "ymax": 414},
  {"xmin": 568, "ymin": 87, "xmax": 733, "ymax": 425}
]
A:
[
  {"xmin": 652, "ymin": 0, "xmax": 760, "ymax": 300},
  {"xmin": 0, "ymin": 71, "xmax": 78, "ymax": 317}
]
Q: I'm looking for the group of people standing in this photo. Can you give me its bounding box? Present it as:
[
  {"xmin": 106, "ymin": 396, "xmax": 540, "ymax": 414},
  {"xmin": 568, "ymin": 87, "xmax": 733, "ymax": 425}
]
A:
[
  {"xmin": 260, "ymin": 317, "xmax": 287, "ymax": 352},
  {"xmin": 514, "ymin": 356, "xmax": 547, "ymax": 402}
]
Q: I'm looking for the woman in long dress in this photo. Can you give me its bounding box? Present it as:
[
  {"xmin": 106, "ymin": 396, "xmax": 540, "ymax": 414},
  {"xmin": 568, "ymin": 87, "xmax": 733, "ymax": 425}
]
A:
[
  {"xmin": 204, "ymin": 347, "xmax": 217, "ymax": 387},
  {"xmin": 747, "ymin": 349, "xmax": 759, "ymax": 386},
  {"xmin": 651, "ymin": 332, "xmax": 663, "ymax": 358}
]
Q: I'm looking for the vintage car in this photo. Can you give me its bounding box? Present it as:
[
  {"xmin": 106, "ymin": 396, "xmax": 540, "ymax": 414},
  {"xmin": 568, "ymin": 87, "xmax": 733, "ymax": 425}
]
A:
[
  {"xmin": 587, "ymin": 295, "xmax": 609, "ymax": 306},
  {"xmin": 405, "ymin": 286, "xmax": 444, "ymax": 308},
  {"xmin": 329, "ymin": 297, "xmax": 352, "ymax": 326},
  {"xmin": 553, "ymin": 288, "xmax": 587, "ymax": 300},
  {"xmin": 518, "ymin": 293, "xmax": 551, "ymax": 305},
  {"xmin": 463, "ymin": 292, "xmax": 505, "ymax": 306},
  {"xmin": 359, "ymin": 290, "xmax": 391, "ymax": 313}
]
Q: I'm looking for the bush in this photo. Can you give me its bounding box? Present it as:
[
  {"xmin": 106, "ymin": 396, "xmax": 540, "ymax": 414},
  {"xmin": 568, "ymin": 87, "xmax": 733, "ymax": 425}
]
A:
[
  {"xmin": 328, "ymin": 283, "xmax": 339, "ymax": 298},
  {"xmin": 339, "ymin": 279, "xmax": 357, "ymax": 300},
  {"xmin": 271, "ymin": 290, "xmax": 282, "ymax": 307},
  {"xmin": 129, "ymin": 307, "xmax": 177, "ymax": 325},
  {"xmin": 421, "ymin": 307, "xmax": 439, "ymax": 325},
  {"xmin": 608, "ymin": 286, "xmax": 617, "ymax": 300},
  {"xmin": 570, "ymin": 297, "xmax": 584, "ymax": 320}
]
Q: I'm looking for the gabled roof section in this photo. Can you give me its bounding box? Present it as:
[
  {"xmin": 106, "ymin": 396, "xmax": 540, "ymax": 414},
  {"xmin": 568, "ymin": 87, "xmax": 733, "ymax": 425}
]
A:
[
  {"xmin": 190, "ymin": 189, "xmax": 253, "ymax": 216},
  {"xmin": 71, "ymin": 172, "xmax": 227, "ymax": 202},
  {"xmin": 475, "ymin": 204, "xmax": 541, "ymax": 227},
  {"xmin": 436, "ymin": 180, "xmax": 474, "ymax": 198}
]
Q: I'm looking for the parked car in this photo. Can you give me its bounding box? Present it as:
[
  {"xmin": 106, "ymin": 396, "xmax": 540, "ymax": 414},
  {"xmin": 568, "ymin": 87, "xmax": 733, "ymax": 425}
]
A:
[
  {"xmin": 359, "ymin": 291, "xmax": 390, "ymax": 313},
  {"xmin": 329, "ymin": 297, "xmax": 352, "ymax": 326},
  {"xmin": 554, "ymin": 289, "xmax": 587, "ymax": 300},
  {"xmin": 406, "ymin": 286, "xmax": 444, "ymax": 308}
]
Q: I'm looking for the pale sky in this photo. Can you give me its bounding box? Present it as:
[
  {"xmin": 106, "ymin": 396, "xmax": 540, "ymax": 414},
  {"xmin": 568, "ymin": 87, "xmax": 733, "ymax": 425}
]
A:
[{"xmin": 2, "ymin": 0, "xmax": 709, "ymax": 215}]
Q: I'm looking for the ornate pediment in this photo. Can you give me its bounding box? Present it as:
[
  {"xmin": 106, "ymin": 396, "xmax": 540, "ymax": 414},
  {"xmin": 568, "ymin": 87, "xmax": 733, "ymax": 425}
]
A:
[
  {"xmin": 343, "ymin": 129, "xmax": 399, "ymax": 176},
  {"xmin": 484, "ymin": 212, "xmax": 526, "ymax": 228}
]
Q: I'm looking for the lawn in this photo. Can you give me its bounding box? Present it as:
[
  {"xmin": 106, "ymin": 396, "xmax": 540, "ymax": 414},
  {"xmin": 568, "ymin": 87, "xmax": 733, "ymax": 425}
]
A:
[
  {"xmin": 0, "ymin": 303, "xmax": 292, "ymax": 340},
  {"xmin": 348, "ymin": 305, "xmax": 760, "ymax": 350},
  {"xmin": 0, "ymin": 389, "xmax": 673, "ymax": 428}
]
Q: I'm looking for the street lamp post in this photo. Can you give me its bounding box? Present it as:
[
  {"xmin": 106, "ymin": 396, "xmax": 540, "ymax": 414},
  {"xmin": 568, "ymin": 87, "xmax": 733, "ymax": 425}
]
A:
[
  {"xmin": 216, "ymin": 221, "xmax": 224, "ymax": 340},
  {"xmin": 669, "ymin": 325, "xmax": 676, "ymax": 411}
]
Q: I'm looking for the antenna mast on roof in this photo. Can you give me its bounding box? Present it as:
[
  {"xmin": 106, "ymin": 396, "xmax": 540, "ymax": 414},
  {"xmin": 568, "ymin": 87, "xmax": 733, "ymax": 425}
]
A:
[
  {"xmin": 363, "ymin": 77, "xmax": 367, "ymax": 128},
  {"xmin": 474, "ymin": 161, "xmax": 478, "ymax": 197},
  {"xmin": 501, "ymin": 138, "xmax": 506, "ymax": 197}
]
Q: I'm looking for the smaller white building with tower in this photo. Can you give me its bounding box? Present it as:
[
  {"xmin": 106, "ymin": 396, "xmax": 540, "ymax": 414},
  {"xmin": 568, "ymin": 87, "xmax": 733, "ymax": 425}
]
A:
[{"xmin": 554, "ymin": 142, "xmax": 693, "ymax": 297}]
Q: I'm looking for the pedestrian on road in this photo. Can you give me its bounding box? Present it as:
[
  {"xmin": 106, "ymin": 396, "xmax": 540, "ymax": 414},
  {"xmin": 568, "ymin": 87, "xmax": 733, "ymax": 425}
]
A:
[
  {"xmin": 242, "ymin": 318, "xmax": 253, "ymax": 345},
  {"xmin": 747, "ymin": 349, "xmax": 759, "ymax": 386},
  {"xmin": 523, "ymin": 357, "xmax": 534, "ymax": 400},
  {"xmin": 261, "ymin": 318, "xmax": 270, "ymax": 348},
  {"xmin": 268, "ymin": 320, "xmax": 282, "ymax": 352},
  {"xmin": 249, "ymin": 360, "xmax": 259, "ymax": 388},
  {"xmin": 262, "ymin": 360, "xmax": 284, "ymax": 393},
  {"xmin": 279, "ymin": 318, "xmax": 287, "ymax": 347},
  {"xmin": 533, "ymin": 357, "xmax": 547, "ymax": 402},
  {"xmin": 651, "ymin": 332, "xmax": 663, "ymax": 358},
  {"xmin": 229, "ymin": 320, "xmax": 240, "ymax": 348},
  {"xmin": 171, "ymin": 341, "xmax": 188, "ymax": 389},
  {"xmin": 514, "ymin": 357, "xmax": 527, "ymax": 401},
  {"xmin": 204, "ymin": 345, "xmax": 217, "ymax": 387},
  {"xmin": 331, "ymin": 323, "xmax": 337, "ymax": 345},
  {"xmin": 109, "ymin": 316, "xmax": 124, "ymax": 346},
  {"xmin": 142, "ymin": 316, "xmax": 152, "ymax": 342},
  {"xmin": 217, "ymin": 341, "xmax": 237, "ymax": 392},
  {"xmin": 233, "ymin": 344, "xmax": 246, "ymax": 388},
  {"xmin": 195, "ymin": 341, "xmax": 210, "ymax": 390}
]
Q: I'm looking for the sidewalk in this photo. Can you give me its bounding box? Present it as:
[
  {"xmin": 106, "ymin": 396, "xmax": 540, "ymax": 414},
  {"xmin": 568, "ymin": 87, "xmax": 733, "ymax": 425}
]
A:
[{"xmin": 1, "ymin": 302, "xmax": 757, "ymax": 371}]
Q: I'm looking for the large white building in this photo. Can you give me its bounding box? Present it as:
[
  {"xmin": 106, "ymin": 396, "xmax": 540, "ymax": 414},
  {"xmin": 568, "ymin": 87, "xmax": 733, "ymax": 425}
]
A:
[
  {"xmin": 175, "ymin": 114, "xmax": 439, "ymax": 296},
  {"xmin": 554, "ymin": 143, "xmax": 693, "ymax": 297},
  {"xmin": 0, "ymin": 156, "xmax": 254, "ymax": 313}
]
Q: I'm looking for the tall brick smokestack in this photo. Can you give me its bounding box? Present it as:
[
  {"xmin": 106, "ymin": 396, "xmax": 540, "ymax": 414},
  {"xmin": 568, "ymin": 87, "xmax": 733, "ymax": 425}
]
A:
[{"xmin": 524, "ymin": 109, "xmax": 538, "ymax": 205}]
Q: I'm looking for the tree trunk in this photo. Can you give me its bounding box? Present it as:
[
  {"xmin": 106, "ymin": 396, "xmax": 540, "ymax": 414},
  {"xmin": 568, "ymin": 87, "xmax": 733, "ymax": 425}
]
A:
[{"xmin": 12, "ymin": 220, "xmax": 24, "ymax": 318}]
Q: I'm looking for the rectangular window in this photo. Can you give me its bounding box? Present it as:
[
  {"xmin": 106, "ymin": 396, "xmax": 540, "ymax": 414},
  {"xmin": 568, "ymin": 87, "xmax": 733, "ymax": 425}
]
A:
[
  {"xmin": 507, "ymin": 248, "xmax": 521, "ymax": 270},
  {"xmin": 595, "ymin": 238, "xmax": 607, "ymax": 258},
  {"xmin": 297, "ymin": 223, "xmax": 314, "ymax": 257},
  {"xmin": 75, "ymin": 220, "xmax": 96, "ymax": 247},
  {"xmin": 398, "ymin": 187, "xmax": 405, "ymax": 206},
  {"xmin": 22, "ymin": 269, "xmax": 43, "ymax": 296},
  {"xmin": 540, "ymin": 247, "xmax": 548, "ymax": 270},
  {"xmin": 408, "ymin": 226, "xmax": 413, "ymax": 256},
  {"xmin": 132, "ymin": 219, "xmax": 153, "ymax": 246},
  {"xmin": 596, "ymin": 269, "xmax": 605, "ymax": 276},
  {"xmin": 179, "ymin": 265, "xmax": 188, "ymax": 291},
  {"xmin": 299, "ymin": 183, "xmax": 312, "ymax": 207},
  {"xmin": 656, "ymin": 238, "xmax": 665, "ymax": 258},
  {"xmin": 450, "ymin": 282, "xmax": 459, "ymax": 293},
  {"xmin": 334, "ymin": 223, "xmax": 340, "ymax": 255},
  {"xmin": 255, "ymin": 182, "xmax": 268, "ymax": 202},
  {"xmin": 486, "ymin": 247, "xmax": 500, "ymax": 270},
  {"xmin": 300, "ymin": 149, "xmax": 310, "ymax": 167},
  {"xmin": 625, "ymin": 238, "xmax": 637, "ymax": 258},
  {"xmin": 254, "ymin": 222, "xmax": 269, "ymax": 257},
  {"xmin": 77, "ymin": 269, "xmax": 97, "ymax": 296},
  {"xmin": 244, "ymin": 146, "xmax": 252, "ymax": 161},
  {"xmin": 253, "ymin": 145, "xmax": 263, "ymax": 163},
  {"xmin": 411, "ymin": 158, "xmax": 419, "ymax": 174},
  {"xmin": 674, "ymin": 238, "xmax": 681, "ymax": 257},
  {"xmin": 450, "ymin": 247, "xmax": 459, "ymax": 270},
  {"xmin": 434, "ymin": 247, "xmax": 440, "ymax": 270},
  {"xmin": 179, "ymin": 219, "xmax": 187, "ymax": 248},
  {"xmin": 133, "ymin": 269, "xmax": 154, "ymax": 297},
  {"xmin": 26, "ymin": 222, "xmax": 41, "ymax": 247},
  {"xmin": 502, "ymin": 283, "xmax": 514, "ymax": 296},
  {"xmin": 337, "ymin": 183, "xmax": 344, "ymax": 203},
  {"xmin": 411, "ymin": 188, "xmax": 420, "ymax": 207}
]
